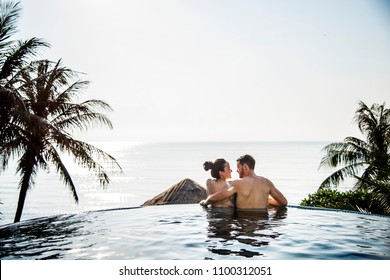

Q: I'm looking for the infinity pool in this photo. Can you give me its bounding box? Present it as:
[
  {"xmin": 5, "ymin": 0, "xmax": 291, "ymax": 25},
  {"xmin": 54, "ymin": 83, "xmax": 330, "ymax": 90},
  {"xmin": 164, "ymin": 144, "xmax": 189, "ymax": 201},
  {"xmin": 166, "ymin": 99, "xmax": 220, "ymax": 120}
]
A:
[{"xmin": 0, "ymin": 204, "xmax": 389, "ymax": 260}]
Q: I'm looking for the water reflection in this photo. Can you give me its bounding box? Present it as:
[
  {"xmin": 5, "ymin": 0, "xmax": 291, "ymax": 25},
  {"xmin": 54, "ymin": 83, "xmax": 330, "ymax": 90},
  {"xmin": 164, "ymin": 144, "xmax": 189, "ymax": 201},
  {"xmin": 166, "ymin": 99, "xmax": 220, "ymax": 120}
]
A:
[
  {"xmin": 0, "ymin": 214, "xmax": 95, "ymax": 259},
  {"xmin": 205, "ymin": 206, "xmax": 287, "ymax": 258},
  {"xmin": 1, "ymin": 205, "xmax": 387, "ymax": 260}
]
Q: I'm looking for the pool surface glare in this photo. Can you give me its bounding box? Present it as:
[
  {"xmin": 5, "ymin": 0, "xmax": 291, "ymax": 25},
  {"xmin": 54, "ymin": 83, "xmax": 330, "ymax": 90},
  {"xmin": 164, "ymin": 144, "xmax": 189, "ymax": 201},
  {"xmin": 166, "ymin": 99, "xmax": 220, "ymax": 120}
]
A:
[{"xmin": 0, "ymin": 204, "xmax": 389, "ymax": 260}]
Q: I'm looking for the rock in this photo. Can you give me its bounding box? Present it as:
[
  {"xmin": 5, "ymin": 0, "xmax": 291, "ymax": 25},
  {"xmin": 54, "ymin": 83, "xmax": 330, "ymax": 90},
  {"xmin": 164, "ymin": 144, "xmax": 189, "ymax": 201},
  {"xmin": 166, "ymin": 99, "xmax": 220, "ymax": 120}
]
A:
[{"xmin": 142, "ymin": 178, "xmax": 207, "ymax": 206}]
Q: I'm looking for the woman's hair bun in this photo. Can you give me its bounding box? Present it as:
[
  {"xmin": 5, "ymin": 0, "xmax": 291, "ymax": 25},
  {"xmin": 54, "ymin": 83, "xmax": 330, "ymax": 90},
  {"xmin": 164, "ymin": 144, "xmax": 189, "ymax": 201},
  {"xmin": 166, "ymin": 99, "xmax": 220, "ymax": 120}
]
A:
[{"xmin": 203, "ymin": 161, "xmax": 214, "ymax": 171}]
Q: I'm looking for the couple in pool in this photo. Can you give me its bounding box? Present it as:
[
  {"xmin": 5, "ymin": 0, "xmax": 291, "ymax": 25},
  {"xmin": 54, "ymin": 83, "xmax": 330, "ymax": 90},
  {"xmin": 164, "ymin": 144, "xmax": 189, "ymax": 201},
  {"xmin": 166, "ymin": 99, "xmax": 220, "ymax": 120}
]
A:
[{"xmin": 200, "ymin": 154, "xmax": 288, "ymax": 211}]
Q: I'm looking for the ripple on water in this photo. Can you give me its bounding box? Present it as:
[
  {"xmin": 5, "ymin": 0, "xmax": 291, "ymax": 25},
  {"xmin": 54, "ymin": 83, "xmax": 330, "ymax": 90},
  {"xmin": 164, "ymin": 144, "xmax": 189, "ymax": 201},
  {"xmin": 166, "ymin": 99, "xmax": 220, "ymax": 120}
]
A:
[{"xmin": 0, "ymin": 204, "xmax": 389, "ymax": 260}]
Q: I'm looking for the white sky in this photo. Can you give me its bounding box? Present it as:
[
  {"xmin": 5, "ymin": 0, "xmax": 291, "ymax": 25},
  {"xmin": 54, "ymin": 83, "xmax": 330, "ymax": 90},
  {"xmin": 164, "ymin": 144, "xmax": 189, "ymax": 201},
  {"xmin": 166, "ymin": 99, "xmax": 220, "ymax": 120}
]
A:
[{"xmin": 17, "ymin": 0, "xmax": 390, "ymax": 142}]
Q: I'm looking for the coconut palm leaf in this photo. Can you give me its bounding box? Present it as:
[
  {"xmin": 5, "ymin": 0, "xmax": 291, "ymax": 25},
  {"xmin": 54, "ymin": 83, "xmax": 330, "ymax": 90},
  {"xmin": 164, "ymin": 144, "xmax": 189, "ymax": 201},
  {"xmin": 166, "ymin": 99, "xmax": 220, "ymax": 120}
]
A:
[
  {"xmin": 53, "ymin": 101, "xmax": 113, "ymax": 131},
  {"xmin": 320, "ymin": 142, "xmax": 368, "ymax": 167},
  {"xmin": 0, "ymin": 38, "xmax": 49, "ymax": 81},
  {"xmin": 356, "ymin": 176, "xmax": 390, "ymax": 215},
  {"xmin": 319, "ymin": 162, "xmax": 366, "ymax": 189},
  {"xmin": 45, "ymin": 144, "xmax": 79, "ymax": 202},
  {"xmin": 0, "ymin": 1, "xmax": 20, "ymax": 50},
  {"xmin": 0, "ymin": 88, "xmax": 28, "ymax": 161}
]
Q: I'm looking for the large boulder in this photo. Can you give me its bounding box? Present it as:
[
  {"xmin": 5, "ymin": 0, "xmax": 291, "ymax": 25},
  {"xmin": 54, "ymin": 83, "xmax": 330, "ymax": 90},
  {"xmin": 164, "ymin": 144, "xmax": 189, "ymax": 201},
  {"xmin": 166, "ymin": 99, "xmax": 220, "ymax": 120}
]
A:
[{"xmin": 142, "ymin": 178, "xmax": 207, "ymax": 206}]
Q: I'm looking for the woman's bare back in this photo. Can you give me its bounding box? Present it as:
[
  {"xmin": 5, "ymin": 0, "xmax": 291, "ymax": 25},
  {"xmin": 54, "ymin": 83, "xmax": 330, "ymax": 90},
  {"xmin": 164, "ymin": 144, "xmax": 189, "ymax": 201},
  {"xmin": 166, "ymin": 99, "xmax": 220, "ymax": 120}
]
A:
[{"xmin": 206, "ymin": 179, "xmax": 235, "ymax": 208}]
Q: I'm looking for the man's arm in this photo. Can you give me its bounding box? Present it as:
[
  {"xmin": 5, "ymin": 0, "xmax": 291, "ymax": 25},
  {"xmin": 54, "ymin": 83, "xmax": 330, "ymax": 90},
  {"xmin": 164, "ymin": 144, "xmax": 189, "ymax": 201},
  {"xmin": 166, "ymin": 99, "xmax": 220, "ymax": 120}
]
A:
[
  {"xmin": 199, "ymin": 187, "xmax": 236, "ymax": 207},
  {"xmin": 268, "ymin": 185, "xmax": 288, "ymax": 206}
]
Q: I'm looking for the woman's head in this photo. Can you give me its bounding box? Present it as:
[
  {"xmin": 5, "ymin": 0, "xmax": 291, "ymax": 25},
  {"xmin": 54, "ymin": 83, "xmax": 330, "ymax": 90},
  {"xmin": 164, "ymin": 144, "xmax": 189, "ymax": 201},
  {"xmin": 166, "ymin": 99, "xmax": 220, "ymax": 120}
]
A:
[{"xmin": 203, "ymin": 158, "xmax": 232, "ymax": 180}]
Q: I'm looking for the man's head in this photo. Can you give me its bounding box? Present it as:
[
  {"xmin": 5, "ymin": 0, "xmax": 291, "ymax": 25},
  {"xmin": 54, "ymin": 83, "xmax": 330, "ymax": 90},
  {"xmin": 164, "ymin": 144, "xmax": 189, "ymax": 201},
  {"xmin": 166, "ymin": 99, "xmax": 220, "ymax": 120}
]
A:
[{"xmin": 236, "ymin": 154, "xmax": 256, "ymax": 178}]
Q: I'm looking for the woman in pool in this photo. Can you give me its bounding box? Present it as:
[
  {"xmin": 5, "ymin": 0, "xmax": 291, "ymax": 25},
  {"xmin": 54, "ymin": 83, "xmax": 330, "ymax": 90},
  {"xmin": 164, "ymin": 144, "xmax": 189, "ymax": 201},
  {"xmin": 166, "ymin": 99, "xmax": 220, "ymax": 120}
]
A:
[{"xmin": 203, "ymin": 158, "xmax": 235, "ymax": 208}]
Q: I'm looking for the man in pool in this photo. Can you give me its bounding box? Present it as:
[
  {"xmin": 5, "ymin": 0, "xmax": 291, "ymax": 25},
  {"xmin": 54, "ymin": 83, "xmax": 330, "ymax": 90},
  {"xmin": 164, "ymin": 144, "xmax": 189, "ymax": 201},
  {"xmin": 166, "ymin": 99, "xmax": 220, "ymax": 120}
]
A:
[{"xmin": 200, "ymin": 154, "xmax": 288, "ymax": 210}]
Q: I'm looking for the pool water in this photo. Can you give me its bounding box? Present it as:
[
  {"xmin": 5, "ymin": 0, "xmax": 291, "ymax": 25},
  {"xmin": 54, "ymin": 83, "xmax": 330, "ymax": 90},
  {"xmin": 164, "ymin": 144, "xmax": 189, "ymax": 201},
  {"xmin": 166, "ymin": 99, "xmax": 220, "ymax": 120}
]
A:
[{"xmin": 0, "ymin": 204, "xmax": 389, "ymax": 260}]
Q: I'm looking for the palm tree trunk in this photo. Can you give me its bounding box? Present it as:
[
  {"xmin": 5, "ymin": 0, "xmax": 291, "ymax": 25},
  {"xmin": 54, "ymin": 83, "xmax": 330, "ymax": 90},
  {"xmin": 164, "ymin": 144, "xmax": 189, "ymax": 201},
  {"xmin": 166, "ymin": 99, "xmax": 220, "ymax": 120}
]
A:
[{"xmin": 14, "ymin": 164, "xmax": 34, "ymax": 223}]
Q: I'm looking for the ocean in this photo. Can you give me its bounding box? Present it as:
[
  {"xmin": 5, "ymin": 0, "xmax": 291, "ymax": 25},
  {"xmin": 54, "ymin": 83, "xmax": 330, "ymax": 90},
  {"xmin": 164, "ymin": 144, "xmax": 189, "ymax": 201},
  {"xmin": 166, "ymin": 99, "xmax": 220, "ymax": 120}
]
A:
[{"xmin": 0, "ymin": 141, "xmax": 351, "ymax": 225}]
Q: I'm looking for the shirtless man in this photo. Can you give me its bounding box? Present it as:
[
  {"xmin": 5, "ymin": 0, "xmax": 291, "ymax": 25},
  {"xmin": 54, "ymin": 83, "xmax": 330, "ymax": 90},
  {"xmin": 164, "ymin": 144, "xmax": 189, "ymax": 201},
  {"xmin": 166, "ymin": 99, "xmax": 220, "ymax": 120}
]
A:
[{"xmin": 200, "ymin": 154, "xmax": 287, "ymax": 209}]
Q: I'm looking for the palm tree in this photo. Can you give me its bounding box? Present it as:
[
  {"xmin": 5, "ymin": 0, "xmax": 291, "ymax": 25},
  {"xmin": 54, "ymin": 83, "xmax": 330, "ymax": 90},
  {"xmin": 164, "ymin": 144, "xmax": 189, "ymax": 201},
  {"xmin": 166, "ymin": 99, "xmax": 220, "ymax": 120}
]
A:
[
  {"xmin": 319, "ymin": 101, "xmax": 390, "ymax": 213},
  {"xmin": 1, "ymin": 59, "xmax": 122, "ymax": 222},
  {"xmin": 1, "ymin": 1, "xmax": 49, "ymax": 222},
  {"xmin": 1, "ymin": 1, "xmax": 49, "ymax": 166}
]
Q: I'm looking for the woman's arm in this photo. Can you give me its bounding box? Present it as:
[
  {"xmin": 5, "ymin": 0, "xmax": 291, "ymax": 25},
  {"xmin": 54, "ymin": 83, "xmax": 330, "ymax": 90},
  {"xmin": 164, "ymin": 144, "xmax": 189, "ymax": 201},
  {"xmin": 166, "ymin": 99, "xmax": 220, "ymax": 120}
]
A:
[{"xmin": 200, "ymin": 186, "xmax": 236, "ymax": 206}]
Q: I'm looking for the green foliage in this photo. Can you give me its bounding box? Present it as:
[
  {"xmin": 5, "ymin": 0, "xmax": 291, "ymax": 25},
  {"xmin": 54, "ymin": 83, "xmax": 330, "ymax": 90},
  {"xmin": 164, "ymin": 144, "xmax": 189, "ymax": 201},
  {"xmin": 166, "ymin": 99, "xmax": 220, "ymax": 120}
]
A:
[{"xmin": 300, "ymin": 188, "xmax": 388, "ymax": 214}]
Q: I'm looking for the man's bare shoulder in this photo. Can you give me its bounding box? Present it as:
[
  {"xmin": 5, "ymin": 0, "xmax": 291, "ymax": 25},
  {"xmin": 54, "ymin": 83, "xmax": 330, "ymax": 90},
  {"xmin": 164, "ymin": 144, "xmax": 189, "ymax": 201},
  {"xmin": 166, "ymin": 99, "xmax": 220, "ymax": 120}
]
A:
[
  {"xmin": 255, "ymin": 175, "xmax": 273, "ymax": 184},
  {"xmin": 229, "ymin": 177, "xmax": 249, "ymax": 186}
]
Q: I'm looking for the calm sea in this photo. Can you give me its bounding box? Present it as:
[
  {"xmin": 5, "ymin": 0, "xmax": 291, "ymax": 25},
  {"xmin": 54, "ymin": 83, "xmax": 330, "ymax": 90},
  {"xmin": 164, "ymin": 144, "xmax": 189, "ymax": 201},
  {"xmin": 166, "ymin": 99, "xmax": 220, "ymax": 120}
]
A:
[{"xmin": 0, "ymin": 141, "xmax": 351, "ymax": 225}]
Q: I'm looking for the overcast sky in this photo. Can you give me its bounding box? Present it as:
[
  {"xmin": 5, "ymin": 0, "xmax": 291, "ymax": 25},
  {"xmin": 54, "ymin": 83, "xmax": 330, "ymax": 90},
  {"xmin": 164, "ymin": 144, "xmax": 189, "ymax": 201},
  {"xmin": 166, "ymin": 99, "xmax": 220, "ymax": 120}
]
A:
[{"xmin": 17, "ymin": 0, "xmax": 390, "ymax": 142}]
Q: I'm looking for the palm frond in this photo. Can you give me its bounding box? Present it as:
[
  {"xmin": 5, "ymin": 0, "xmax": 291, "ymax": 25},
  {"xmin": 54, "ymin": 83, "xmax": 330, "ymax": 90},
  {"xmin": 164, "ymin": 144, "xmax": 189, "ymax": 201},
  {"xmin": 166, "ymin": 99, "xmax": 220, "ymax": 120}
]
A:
[
  {"xmin": 46, "ymin": 144, "xmax": 79, "ymax": 202},
  {"xmin": 50, "ymin": 130, "xmax": 122, "ymax": 187},
  {"xmin": 355, "ymin": 101, "xmax": 378, "ymax": 135},
  {"xmin": 15, "ymin": 148, "xmax": 38, "ymax": 189},
  {"xmin": 0, "ymin": 87, "xmax": 28, "ymax": 146},
  {"xmin": 0, "ymin": 1, "xmax": 20, "ymax": 50},
  {"xmin": 55, "ymin": 80, "xmax": 90, "ymax": 103},
  {"xmin": 356, "ymin": 176, "xmax": 390, "ymax": 215},
  {"xmin": 319, "ymin": 162, "xmax": 365, "ymax": 189},
  {"xmin": 355, "ymin": 101, "xmax": 390, "ymax": 151},
  {"xmin": 320, "ymin": 139, "xmax": 369, "ymax": 168},
  {"xmin": 0, "ymin": 135, "xmax": 27, "ymax": 172},
  {"xmin": 0, "ymin": 38, "xmax": 49, "ymax": 81},
  {"xmin": 51, "ymin": 100, "xmax": 113, "ymax": 132}
]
